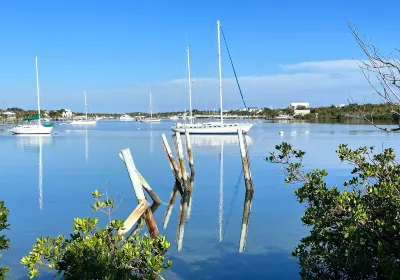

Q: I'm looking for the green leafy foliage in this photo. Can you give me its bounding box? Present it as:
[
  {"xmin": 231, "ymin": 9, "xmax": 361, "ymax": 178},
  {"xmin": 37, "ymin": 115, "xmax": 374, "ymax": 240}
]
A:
[
  {"xmin": 0, "ymin": 201, "xmax": 10, "ymax": 280},
  {"xmin": 21, "ymin": 190, "xmax": 171, "ymax": 279},
  {"xmin": 267, "ymin": 143, "xmax": 400, "ymax": 279}
]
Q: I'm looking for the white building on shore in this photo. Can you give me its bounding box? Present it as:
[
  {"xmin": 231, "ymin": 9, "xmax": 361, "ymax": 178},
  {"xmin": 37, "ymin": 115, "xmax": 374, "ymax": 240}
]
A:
[
  {"xmin": 290, "ymin": 102, "xmax": 310, "ymax": 116},
  {"xmin": 61, "ymin": 109, "xmax": 73, "ymax": 118}
]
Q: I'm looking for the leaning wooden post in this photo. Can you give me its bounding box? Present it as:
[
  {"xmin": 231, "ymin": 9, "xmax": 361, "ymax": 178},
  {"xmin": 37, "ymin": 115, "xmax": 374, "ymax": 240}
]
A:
[
  {"xmin": 136, "ymin": 171, "xmax": 162, "ymax": 204},
  {"xmin": 237, "ymin": 129, "xmax": 254, "ymax": 192},
  {"xmin": 120, "ymin": 148, "xmax": 159, "ymax": 237},
  {"xmin": 175, "ymin": 132, "xmax": 189, "ymax": 192},
  {"xmin": 161, "ymin": 133, "xmax": 184, "ymax": 194},
  {"xmin": 185, "ymin": 131, "xmax": 195, "ymax": 218}
]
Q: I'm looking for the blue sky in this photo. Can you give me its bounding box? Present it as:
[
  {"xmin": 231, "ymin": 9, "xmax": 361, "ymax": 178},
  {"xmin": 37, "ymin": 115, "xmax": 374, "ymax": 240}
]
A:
[{"xmin": 0, "ymin": 0, "xmax": 399, "ymax": 113}]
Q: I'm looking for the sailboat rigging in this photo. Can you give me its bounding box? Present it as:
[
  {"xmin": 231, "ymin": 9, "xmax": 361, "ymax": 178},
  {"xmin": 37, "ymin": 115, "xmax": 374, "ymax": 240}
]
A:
[
  {"xmin": 69, "ymin": 90, "xmax": 97, "ymax": 125},
  {"xmin": 10, "ymin": 57, "xmax": 54, "ymax": 134},
  {"xmin": 171, "ymin": 20, "xmax": 253, "ymax": 134},
  {"xmin": 140, "ymin": 92, "xmax": 161, "ymax": 122}
]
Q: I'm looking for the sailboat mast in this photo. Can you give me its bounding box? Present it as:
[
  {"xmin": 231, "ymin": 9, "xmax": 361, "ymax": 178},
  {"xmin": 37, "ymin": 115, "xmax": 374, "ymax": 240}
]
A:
[
  {"xmin": 150, "ymin": 92, "xmax": 152, "ymax": 119},
  {"xmin": 35, "ymin": 56, "xmax": 41, "ymax": 126},
  {"xmin": 186, "ymin": 46, "xmax": 193, "ymax": 124},
  {"xmin": 84, "ymin": 90, "xmax": 88, "ymax": 120},
  {"xmin": 217, "ymin": 20, "xmax": 223, "ymax": 123}
]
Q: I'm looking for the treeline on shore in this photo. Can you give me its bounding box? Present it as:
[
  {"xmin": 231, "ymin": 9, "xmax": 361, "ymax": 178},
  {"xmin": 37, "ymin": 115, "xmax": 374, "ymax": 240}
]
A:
[{"xmin": 3, "ymin": 103, "xmax": 400, "ymax": 122}]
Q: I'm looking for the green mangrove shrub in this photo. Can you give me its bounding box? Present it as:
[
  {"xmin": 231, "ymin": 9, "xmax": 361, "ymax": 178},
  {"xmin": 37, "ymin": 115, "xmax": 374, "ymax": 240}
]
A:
[
  {"xmin": 267, "ymin": 142, "xmax": 400, "ymax": 279},
  {"xmin": 21, "ymin": 190, "xmax": 171, "ymax": 279},
  {"xmin": 0, "ymin": 201, "xmax": 10, "ymax": 280}
]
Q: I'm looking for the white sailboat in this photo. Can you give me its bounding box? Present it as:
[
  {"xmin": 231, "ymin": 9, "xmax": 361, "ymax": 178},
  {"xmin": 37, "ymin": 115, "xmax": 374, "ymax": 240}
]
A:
[
  {"xmin": 140, "ymin": 92, "xmax": 161, "ymax": 122},
  {"xmin": 70, "ymin": 90, "xmax": 97, "ymax": 125},
  {"xmin": 10, "ymin": 57, "xmax": 54, "ymax": 134},
  {"xmin": 172, "ymin": 20, "xmax": 253, "ymax": 134}
]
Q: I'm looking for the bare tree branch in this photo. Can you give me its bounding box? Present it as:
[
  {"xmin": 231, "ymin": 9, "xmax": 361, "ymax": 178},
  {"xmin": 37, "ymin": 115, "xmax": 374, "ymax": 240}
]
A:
[{"xmin": 347, "ymin": 21, "xmax": 400, "ymax": 132}]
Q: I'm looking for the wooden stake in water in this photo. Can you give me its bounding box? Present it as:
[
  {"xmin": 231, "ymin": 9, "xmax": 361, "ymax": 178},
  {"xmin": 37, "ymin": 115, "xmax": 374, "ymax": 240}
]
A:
[
  {"xmin": 175, "ymin": 132, "xmax": 189, "ymax": 192},
  {"xmin": 161, "ymin": 133, "xmax": 184, "ymax": 194},
  {"xmin": 185, "ymin": 131, "xmax": 195, "ymax": 218},
  {"xmin": 120, "ymin": 148, "xmax": 159, "ymax": 237},
  {"xmin": 118, "ymin": 200, "xmax": 150, "ymax": 235},
  {"xmin": 237, "ymin": 128, "xmax": 255, "ymax": 252},
  {"xmin": 238, "ymin": 129, "xmax": 254, "ymax": 192}
]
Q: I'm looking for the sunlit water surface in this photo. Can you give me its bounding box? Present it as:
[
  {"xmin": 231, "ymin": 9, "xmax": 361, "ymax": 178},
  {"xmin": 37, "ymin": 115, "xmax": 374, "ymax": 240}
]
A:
[{"xmin": 0, "ymin": 120, "xmax": 399, "ymax": 279}]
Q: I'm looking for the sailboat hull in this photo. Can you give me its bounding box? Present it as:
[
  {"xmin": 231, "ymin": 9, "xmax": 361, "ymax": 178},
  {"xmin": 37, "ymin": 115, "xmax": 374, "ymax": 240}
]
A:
[
  {"xmin": 10, "ymin": 125, "xmax": 53, "ymax": 134},
  {"xmin": 172, "ymin": 122, "xmax": 253, "ymax": 134}
]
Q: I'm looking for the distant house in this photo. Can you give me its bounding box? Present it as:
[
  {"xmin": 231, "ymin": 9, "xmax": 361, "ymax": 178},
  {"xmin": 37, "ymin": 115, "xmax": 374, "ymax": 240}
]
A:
[
  {"xmin": 290, "ymin": 102, "xmax": 310, "ymax": 116},
  {"xmin": 290, "ymin": 102, "xmax": 310, "ymax": 110},
  {"xmin": 62, "ymin": 109, "xmax": 73, "ymax": 118},
  {"xmin": 2, "ymin": 111, "xmax": 16, "ymax": 119}
]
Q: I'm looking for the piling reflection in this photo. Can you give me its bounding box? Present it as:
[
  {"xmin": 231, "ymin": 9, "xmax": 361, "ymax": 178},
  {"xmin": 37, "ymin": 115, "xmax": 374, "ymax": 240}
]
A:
[{"xmin": 162, "ymin": 133, "xmax": 254, "ymax": 252}]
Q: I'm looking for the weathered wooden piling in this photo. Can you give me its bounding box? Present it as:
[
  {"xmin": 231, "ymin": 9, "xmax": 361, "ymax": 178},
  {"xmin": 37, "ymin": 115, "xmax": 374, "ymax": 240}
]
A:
[
  {"xmin": 136, "ymin": 171, "xmax": 162, "ymax": 204},
  {"xmin": 118, "ymin": 200, "xmax": 150, "ymax": 235},
  {"xmin": 161, "ymin": 131, "xmax": 196, "ymax": 251},
  {"xmin": 237, "ymin": 129, "xmax": 254, "ymax": 252},
  {"xmin": 237, "ymin": 129, "xmax": 254, "ymax": 192},
  {"xmin": 185, "ymin": 131, "xmax": 195, "ymax": 218},
  {"xmin": 161, "ymin": 133, "xmax": 184, "ymax": 194},
  {"xmin": 120, "ymin": 148, "xmax": 159, "ymax": 238},
  {"xmin": 175, "ymin": 132, "xmax": 189, "ymax": 192}
]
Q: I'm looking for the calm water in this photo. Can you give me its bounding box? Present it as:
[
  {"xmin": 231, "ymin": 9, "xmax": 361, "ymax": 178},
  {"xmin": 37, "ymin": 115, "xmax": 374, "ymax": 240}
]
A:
[{"xmin": 1, "ymin": 120, "xmax": 399, "ymax": 279}]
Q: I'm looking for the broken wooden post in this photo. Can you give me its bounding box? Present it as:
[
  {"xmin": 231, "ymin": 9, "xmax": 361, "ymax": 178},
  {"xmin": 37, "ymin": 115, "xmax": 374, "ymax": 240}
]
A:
[
  {"xmin": 120, "ymin": 148, "xmax": 159, "ymax": 238},
  {"xmin": 175, "ymin": 132, "xmax": 189, "ymax": 192},
  {"xmin": 136, "ymin": 171, "xmax": 162, "ymax": 204},
  {"xmin": 237, "ymin": 129, "xmax": 254, "ymax": 192},
  {"xmin": 118, "ymin": 200, "xmax": 150, "ymax": 235},
  {"xmin": 161, "ymin": 133, "xmax": 184, "ymax": 194},
  {"xmin": 119, "ymin": 153, "xmax": 162, "ymax": 205},
  {"xmin": 185, "ymin": 131, "xmax": 195, "ymax": 218},
  {"xmin": 237, "ymin": 128, "xmax": 255, "ymax": 252},
  {"xmin": 239, "ymin": 189, "xmax": 253, "ymax": 252}
]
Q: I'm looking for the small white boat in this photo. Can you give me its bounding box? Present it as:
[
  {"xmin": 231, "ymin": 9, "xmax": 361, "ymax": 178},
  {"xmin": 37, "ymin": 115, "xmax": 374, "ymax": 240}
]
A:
[
  {"xmin": 140, "ymin": 92, "xmax": 161, "ymax": 123},
  {"xmin": 169, "ymin": 116, "xmax": 179, "ymax": 120},
  {"xmin": 120, "ymin": 114, "xmax": 135, "ymax": 121},
  {"xmin": 10, "ymin": 57, "xmax": 53, "ymax": 135},
  {"xmin": 140, "ymin": 118, "xmax": 161, "ymax": 123},
  {"xmin": 69, "ymin": 90, "xmax": 97, "ymax": 126}
]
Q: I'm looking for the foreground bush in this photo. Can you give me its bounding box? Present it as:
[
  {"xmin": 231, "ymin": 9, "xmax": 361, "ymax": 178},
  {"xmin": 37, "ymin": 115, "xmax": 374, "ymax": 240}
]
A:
[
  {"xmin": 268, "ymin": 143, "xmax": 400, "ymax": 279},
  {"xmin": 21, "ymin": 190, "xmax": 171, "ymax": 279},
  {"xmin": 0, "ymin": 202, "xmax": 10, "ymax": 280}
]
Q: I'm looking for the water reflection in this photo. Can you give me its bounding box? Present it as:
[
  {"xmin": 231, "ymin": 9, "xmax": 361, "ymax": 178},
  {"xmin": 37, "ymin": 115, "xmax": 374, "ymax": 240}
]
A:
[
  {"xmin": 14, "ymin": 135, "xmax": 53, "ymax": 211},
  {"xmin": 163, "ymin": 134, "xmax": 254, "ymax": 252},
  {"xmin": 190, "ymin": 134, "xmax": 253, "ymax": 147}
]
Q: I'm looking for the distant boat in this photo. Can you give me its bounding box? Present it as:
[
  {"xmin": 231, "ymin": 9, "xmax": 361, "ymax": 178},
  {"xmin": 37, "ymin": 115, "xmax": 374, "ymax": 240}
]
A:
[
  {"xmin": 120, "ymin": 114, "xmax": 135, "ymax": 121},
  {"xmin": 10, "ymin": 57, "xmax": 54, "ymax": 135},
  {"xmin": 140, "ymin": 92, "xmax": 161, "ymax": 123},
  {"xmin": 172, "ymin": 21, "xmax": 252, "ymax": 134},
  {"xmin": 70, "ymin": 90, "xmax": 97, "ymax": 125},
  {"xmin": 169, "ymin": 116, "xmax": 179, "ymax": 120}
]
